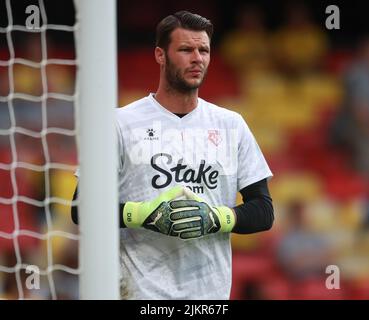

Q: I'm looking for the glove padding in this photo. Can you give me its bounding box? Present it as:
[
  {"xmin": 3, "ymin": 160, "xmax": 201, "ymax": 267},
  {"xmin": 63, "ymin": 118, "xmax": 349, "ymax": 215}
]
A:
[
  {"xmin": 168, "ymin": 197, "xmax": 235, "ymax": 239},
  {"xmin": 123, "ymin": 186, "xmax": 186, "ymax": 235}
]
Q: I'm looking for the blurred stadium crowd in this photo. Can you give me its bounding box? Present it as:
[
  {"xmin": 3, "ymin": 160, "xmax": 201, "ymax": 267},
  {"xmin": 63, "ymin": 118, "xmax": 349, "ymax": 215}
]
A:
[{"xmin": 1, "ymin": 0, "xmax": 369, "ymax": 299}]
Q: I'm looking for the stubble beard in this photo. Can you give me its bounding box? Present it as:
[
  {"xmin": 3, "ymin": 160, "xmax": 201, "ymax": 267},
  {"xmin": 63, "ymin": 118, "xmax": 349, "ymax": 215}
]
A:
[{"xmin": 164, "ymin": 52, "xmax": 208, "ymax": 94}]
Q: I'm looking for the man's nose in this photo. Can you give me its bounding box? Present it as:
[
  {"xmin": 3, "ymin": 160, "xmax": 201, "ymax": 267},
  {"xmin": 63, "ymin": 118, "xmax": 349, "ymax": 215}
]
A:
[{"xmin": 191, "ymin": 49, "xmax": 202, "ymax": 63}]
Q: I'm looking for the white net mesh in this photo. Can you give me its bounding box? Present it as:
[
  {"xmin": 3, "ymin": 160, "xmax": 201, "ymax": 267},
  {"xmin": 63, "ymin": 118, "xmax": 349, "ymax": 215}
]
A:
[{"xmin": 0, "ymin": 0, "xmax": 80, "ymax": 299}]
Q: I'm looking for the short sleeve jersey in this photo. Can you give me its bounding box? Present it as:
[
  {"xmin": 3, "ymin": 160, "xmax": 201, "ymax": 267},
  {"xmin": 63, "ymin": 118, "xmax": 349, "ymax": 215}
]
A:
[{"xmin": 115, "ymin": 93, "xmax": 272, "ymax": 299}]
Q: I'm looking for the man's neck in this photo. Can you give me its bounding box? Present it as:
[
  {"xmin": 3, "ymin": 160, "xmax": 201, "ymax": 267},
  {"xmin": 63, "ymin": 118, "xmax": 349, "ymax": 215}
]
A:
[{"xmin": 154, "ymin": 86, "xmax": 198, "ymax": 114}]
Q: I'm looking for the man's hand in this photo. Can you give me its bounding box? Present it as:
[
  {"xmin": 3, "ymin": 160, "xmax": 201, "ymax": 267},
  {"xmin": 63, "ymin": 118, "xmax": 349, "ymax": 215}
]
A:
[
  {"xmin": 122, "ymin": 186, "xmax": 235, "ymax": 239},
  {"xmin": 123, "ymin": 186, "xmax": 186, "ymax": 235},
  {"xmin": 168, "ymin": 198, "xmax": 235, "ymax": 239}
]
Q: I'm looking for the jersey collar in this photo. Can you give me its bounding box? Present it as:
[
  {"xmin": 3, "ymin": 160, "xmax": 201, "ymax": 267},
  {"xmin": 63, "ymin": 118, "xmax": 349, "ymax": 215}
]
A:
[{"xmin": 148, "ymin": 93, "xmax": 201, "ymax": 121}]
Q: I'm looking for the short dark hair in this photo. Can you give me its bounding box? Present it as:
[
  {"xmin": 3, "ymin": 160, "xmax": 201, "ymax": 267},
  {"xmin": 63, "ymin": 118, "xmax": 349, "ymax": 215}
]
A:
[{"xmin": 155, "ymin": 11, "xmax": 213, "ymax": 50}]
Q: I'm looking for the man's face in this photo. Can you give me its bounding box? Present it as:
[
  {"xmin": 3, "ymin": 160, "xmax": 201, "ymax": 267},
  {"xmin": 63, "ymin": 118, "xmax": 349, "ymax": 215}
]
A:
[{"xmin": 164, "ymin": 28, "xmax": 210, "ymax": 93}]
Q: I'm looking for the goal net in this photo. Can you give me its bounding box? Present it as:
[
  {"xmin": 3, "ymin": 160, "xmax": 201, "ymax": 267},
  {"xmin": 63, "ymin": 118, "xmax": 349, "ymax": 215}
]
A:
[{"xmin": 0, "ymin": 0, "xmax": 119, "ymax": 299}]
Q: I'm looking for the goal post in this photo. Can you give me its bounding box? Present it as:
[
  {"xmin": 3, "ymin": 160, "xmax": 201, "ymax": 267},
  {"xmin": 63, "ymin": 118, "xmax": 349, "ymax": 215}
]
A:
[
  {"xmin": 0, "ymin": 0, "xmax": 119, "ymax": 300},
  {"xmin": 75, "ymin": 0, "xmax": 120, "ymax": 299}
]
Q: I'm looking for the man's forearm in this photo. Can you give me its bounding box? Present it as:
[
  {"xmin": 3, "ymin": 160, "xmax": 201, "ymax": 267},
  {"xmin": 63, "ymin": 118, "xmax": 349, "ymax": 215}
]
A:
[
  {"xmin": 231, "ymin": 178, "xmax": 274, "ymax": 234},
  {"xmin": 232, "ymin": 195, "xmax": 274, "ymax": 234}
]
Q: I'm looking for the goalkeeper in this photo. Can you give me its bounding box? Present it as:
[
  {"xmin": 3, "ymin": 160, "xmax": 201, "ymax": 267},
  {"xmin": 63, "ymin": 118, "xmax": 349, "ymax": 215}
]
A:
[{"xmin": 71, "ymin": 11, "xmax": 274, "ymax": 299}]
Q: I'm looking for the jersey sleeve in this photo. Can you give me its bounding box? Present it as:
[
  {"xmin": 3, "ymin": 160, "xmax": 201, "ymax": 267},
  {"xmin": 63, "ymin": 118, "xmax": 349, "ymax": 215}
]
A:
[{"xmin": 236, "ymin": 113, "xmax": 273, "ymax": 191}]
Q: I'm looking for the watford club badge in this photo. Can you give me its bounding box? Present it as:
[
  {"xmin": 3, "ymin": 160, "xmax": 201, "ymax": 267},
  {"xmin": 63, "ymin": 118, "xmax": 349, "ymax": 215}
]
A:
[{"xmin": 208, "ymin": 130, "xmax": 222, "ymax": 146}]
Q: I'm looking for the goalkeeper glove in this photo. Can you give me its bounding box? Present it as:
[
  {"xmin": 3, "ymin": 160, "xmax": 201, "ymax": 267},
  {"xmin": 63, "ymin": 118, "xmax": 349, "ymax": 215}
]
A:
[
  {"xmin": 168, "ymin": 191, "xmax": 236, "ymax": 240},
  {"xmin": 123, "ymin": 185, "xmax": 186, "ymax": 235}
]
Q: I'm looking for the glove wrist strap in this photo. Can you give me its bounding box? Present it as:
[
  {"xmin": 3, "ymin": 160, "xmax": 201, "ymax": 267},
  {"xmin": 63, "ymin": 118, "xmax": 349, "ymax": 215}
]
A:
[
  {"xmin": 123, "ymin": 202, "xmax": 142, "ymax": 228},
  {"xmin": 216, "ymin": 206, "xmax": 236, "ymax": 233}
]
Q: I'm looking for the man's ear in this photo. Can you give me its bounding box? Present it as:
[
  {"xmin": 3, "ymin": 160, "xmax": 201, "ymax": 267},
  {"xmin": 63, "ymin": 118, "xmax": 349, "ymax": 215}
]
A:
[{"xmin": 155, "ymin": 47, "xmax": 165, "ymax": 65}]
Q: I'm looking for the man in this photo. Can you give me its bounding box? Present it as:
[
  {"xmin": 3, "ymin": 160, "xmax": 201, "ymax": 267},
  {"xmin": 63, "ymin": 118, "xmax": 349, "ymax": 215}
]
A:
[
  {"xmin": 330, "ymin": 35, "xmax": 369, "ymax": 177},
  {"xmin": 72, "ymin": 11, "xmax": 274, "ymax": 299}
]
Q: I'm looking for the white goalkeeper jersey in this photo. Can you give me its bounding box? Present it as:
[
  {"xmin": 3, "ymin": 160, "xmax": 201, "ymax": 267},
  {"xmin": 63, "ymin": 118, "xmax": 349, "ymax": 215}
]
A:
[{"xmin": 115, "ymin": 93, "xmax": 272, "ymax": 300}]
